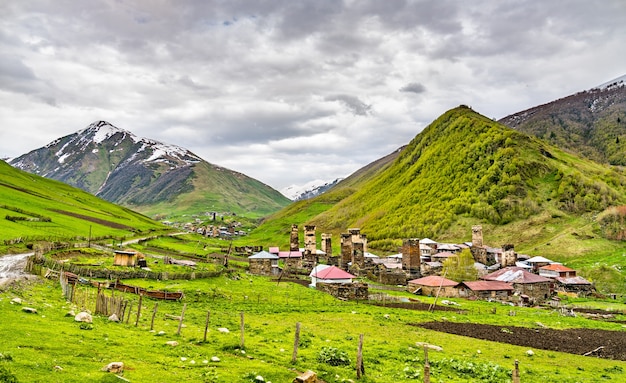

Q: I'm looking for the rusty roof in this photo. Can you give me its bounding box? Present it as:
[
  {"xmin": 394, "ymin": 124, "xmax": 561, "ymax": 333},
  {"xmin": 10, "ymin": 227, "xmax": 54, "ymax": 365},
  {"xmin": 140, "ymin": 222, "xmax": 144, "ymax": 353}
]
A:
[
  {"xmin": 460, "ymin": 280, "xmax": 514, "ymax": 291},
  {"xmin": 540, "ymin": 264, "xmax": 574, "ymax": 272},
  {"xmin": 408, "ymin": 275, "xmax": 458, "ymax": 287}
]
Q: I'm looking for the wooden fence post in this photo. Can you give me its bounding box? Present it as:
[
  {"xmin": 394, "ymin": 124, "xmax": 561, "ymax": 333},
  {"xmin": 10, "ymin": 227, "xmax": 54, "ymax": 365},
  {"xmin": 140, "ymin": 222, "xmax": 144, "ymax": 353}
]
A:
[
  {"xmin": 126, "ymin": 302, "xmax": 133, "ymax": 324},
  {"xmin": 203, "ymin": 310, "xmax": 211, "ymax": 343},
  {"xmin": 150, "ymin": 302, "xmax": 158, "ymax": 331},
  {"xmin": 135, "ymin": 294, "xmax": 143, "ymax": 327},
  {"xmin": 423, "ymin": 345, "xmax": 430, "ymax": 383},
  {"xmin": 292, "ymin": 322, "xmax": 301, "ymax": 363},
  {"xmin": 513, "ymin": 359, "xmax": 520, "ymax": 383},
  {"xmin": 177, "ymin": 303, "xmax": 187, "ymax": 336},
  {"xmin": 239, "ymin": 311, "xmax": 245, "ymax": 349},
  {"xmin": 356, "ymin": 333, "xmax": 364, "ymax": 379}
]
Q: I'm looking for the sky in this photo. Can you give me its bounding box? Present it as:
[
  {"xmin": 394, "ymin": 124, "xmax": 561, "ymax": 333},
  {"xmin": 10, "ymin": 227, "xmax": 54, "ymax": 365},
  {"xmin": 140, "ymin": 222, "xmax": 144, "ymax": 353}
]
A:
[{"xmin": 1, "ymin": 1, "xmax": 625, "ymax": 192}]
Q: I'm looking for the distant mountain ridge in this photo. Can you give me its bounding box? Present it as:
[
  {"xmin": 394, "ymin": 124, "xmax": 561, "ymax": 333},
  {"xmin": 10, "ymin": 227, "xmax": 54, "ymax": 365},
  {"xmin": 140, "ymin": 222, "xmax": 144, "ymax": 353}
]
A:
[
  {"xmin": 281, "ymin": 178, "xmax": 344, "ymax": 201},
  {"xmin": 499, "ymin": 74, "xmax": 626, "ymax": 165},
  {"xmin": 10, "ymin": 121, "xmax": 290, "ymax": 218}
]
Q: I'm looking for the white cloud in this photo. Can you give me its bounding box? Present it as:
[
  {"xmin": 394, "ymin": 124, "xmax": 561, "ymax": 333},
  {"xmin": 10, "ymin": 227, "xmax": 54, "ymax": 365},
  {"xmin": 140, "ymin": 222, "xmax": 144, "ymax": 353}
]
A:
[{"xmin": 1, "ymin": 0, "xmax": 625, "ymax": 189}]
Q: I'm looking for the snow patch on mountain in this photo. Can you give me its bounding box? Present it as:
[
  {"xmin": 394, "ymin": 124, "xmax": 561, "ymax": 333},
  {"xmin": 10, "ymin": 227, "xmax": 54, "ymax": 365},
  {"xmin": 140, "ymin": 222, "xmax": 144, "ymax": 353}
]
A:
[
  {"xmin": 281, "ymin": 178, "xmax": 343, "ymax": 201},
  {"xmin": 594, "ymin": 74, "xmax": 626, "ymax": 90}
]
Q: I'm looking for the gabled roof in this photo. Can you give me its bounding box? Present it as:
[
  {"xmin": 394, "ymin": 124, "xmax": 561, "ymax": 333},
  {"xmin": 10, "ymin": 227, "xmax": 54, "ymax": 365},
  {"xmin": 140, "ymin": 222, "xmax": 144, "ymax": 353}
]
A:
[
  {"xmin": 460, "ymin": 280, "xmax": 514, "ymax": 291},
  {"xmin": 437, "ymin": 244, "xmax": 459, "ymax": 251},
  {"xmin": 525, "ymin": 256, "xmax": 553, "ymax": 264},
  {"xmin": 555, "ymin": 276, "xmax": 591, "ymax": 285},
  {"xmin": 432, "ymin": 251, "xmax": 457, "ymax": 258},
  {"xmin": 420, "ymin": 238, "xmax": 438, "ymax": 244},
  {"xmin": 309, "ymin": 264, "xmax": 332, "ymax": 277},
  {"xmin": 408, "ymin": 275, "xmax": 458, "ymax": 287},
  {"xmin": 278, "ymin": 251, "xmax": 302, "ymax": 258},
  {"xmin": 515, "ymin": 261, "xmax": 533, "ymax": 269},
  {"xmin": 249, "ymin": 250, "xmax": 279, "ymax": 260},
  {"xmin": 540, "ymin": 264, "xmax": 574, "ymax": 272},
  {"xmin": 482, "ymin": 267, "xmax": 551, "ymax": 284},
  {"xmin": 312, "ymin": 266, "xmax": 355, "ymax": 280}
]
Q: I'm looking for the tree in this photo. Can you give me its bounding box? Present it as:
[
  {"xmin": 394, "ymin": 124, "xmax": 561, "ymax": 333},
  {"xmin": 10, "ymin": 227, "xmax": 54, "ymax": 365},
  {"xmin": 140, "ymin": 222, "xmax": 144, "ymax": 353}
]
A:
[{"xmin": 442, "ymin": 249, "xmax": 479, "ymax": 282}]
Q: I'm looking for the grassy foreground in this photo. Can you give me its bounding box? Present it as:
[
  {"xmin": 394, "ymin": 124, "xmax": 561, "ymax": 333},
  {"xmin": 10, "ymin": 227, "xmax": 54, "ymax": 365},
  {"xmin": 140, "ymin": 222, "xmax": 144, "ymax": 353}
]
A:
[{"xmin": 1, "ymin": 272, "xmax": 626, "ymax": 383}]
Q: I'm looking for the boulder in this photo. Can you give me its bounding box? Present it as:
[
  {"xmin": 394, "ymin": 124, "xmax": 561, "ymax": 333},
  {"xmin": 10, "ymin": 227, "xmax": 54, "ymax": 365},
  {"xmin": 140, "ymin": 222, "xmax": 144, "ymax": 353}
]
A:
[
  {"xmin": 11, "ymin": 297, "xmax": 22, "ymax": 305},
  {"xmin": 102, "ymin": 362, "xmax": 124, "ymax": 373},
  {"xmin": 75, "ymin": 312, "xmax": 92, "ymax": 323},
  {"xmin": 22, "ymin": 307, "xmax": 38, "ymax": 314},
  {"xmin": 108, "ymin": 314, "xmax": 119, "ymax": 322},
  {"xmin": 165, "ymin": 341, "xmax": 179, "ymax": 347},
  {"xmin": 217, "ymin": 327, "xmax": 229, "ymax": 333},
  {"xmin": 294, "ymin": 370, "xmax": 317, "ymax": 383}
]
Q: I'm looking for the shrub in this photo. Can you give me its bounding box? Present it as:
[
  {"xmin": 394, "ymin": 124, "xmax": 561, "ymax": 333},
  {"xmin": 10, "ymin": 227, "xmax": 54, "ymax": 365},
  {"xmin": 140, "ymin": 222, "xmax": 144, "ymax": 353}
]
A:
[
  {"xmin": 0, "ymin": 365, "xmax": 19, "ymax": 383},
  {"xmin": 317, "ymin": 346, "xmax": 351, "ymax": 366}
]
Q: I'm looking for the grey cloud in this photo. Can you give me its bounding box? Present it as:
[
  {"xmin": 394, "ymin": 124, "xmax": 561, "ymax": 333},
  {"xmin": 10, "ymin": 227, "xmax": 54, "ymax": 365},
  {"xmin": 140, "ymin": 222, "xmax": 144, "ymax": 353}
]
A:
[
  {"xmin": 324, "ymin": 95, "xmax": 372, "ymax": 116},
  {"xmin": 400, "ymin": 82, "xmax": 426, "ymax": 94},
  {"xmin": 2, "ymin": 1, "xmax": 625, "ymax": 189}
]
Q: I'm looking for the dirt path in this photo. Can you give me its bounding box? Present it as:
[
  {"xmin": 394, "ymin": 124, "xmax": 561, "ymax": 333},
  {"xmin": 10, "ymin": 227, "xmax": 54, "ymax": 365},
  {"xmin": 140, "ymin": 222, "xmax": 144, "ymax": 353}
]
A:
[{"xmin": 415, "ymin": 321, "xmax": 626, "ymax": 360}]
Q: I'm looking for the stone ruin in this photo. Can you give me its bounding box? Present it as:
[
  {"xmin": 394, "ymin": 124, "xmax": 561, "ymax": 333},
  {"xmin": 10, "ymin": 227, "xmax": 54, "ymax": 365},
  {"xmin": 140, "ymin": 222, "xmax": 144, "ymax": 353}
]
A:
[{"xmin": 316, "ymin": 282, "xmax": 369, "ymax": 300}]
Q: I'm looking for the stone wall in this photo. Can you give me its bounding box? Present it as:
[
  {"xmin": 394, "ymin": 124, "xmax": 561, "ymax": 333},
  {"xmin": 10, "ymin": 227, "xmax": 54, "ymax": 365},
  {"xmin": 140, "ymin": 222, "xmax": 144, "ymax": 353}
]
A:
[
  {"xmin": 316, "ymin": 282, "xmax": 369, "ymax": 300},
  {"xmin": 378, "ymin": 269, "xmax": 407, "ymax": 286},
  {"xmin": 249, "ymin": 259, "xmax": 276, "ymax": 276},
  {"xmin": 514, "ymin": 281, "xmax": 552, "ymax": 303}
]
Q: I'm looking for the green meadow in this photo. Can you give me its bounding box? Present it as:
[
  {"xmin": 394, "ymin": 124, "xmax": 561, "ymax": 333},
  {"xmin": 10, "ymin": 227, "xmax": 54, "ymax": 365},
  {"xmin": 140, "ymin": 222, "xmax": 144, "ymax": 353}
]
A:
[{"xmin": 2, "ymin": 270, "xmax": 626, "ymax": 383}]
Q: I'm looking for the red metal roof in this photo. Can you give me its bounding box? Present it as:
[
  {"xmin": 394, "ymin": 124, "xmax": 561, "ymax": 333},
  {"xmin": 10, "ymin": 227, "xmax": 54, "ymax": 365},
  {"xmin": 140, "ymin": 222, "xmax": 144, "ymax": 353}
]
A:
[
  {"xmin": 540, "ymin": 264, "xmax": 574, "ymax": 272},
  {"xmin": 408, "ymin": 275, "xmax": 458, "ymax": 287},
  {"xmin": 313, "ymin": 266, "xmax": 355, "ymax": 280},
  {"xmin": 461, "ymin": 280, "xmax": 514, "ymax": 291},
  {"xmin": 268, "ymin": 246, "xmax": 280, "ymax": 253},
  {"xmin": 278, "ymin": 251, "xmax": 302, "ymax": 258}
]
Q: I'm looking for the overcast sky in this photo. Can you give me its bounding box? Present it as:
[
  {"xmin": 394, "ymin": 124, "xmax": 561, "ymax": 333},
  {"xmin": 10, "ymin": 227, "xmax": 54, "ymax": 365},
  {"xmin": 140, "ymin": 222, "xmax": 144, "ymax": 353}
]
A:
[{"xmin": 1, "ymin": 1, "xmax": 625, "ymax": 191}]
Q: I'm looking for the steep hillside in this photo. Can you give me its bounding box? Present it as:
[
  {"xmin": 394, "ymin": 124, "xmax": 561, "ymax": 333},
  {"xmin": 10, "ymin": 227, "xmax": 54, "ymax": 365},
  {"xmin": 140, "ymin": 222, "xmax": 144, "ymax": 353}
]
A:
[
  {"xmin": 253, "ymin": 106, "xmax": 626, "ymax": 254},
  {"xmin": 499, "ymin": 76, "xmax": 626, "ymax": 165},
  {"xmin": 0, "ymin": 160, "xmax": 165, "ymax": 251},
  {"xmin": 10, "ymin": 121, "xmax": 290, "ymax": 219}
]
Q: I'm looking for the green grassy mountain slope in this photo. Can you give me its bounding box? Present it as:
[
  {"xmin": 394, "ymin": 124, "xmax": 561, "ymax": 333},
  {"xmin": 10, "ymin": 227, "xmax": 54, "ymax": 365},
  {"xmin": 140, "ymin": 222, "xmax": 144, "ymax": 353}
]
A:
[
  {"xmin": 252, "ymin": 106, "xmax": 626, "ymax": 253},
  {"xmin": 10, "ymin": 121, "xmax": 291, "ymax": 220},
  {"xmin": 0, "ymin": 160, "xmax": 166, "ymax": 251},
  {"xmin": 133, "ymin": 161, "xmax": 293, "ymax": 219},
  {"xmin": 499, "ymin": 80, "xmax": 626, "ymax": 166}
]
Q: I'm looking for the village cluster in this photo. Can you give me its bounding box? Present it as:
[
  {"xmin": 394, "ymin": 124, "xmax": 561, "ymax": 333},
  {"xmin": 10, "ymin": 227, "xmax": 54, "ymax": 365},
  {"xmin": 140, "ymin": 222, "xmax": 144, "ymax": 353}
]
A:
[{"xmin": 247, "ymin": 225, "xmax": 593, "ymax": 305}]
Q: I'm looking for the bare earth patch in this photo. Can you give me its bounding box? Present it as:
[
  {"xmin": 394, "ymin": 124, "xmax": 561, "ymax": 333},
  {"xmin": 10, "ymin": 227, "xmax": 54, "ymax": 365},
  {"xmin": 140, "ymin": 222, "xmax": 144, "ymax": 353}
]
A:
[{"xmin": 414, "ymin": 321, "xmax": 626, "ymax": 361}]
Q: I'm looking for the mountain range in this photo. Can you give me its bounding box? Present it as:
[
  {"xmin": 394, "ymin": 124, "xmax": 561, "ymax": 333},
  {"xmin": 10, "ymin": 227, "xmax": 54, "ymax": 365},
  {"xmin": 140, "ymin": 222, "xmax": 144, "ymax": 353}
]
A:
[
  {"xmin": 9, "ymin": 121, "xmax": 290, "ymax": 219},
  {"xmin": 499, "ymin": 74, "xmax": 626, "ymax": 165}
]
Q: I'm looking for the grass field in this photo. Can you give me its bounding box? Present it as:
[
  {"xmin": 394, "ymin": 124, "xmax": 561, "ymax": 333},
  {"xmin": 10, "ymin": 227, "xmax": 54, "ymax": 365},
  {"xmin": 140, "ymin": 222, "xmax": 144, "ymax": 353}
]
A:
[{"xmin": 2, "ymin": 270, "xmax": 626, "ymax": 383}]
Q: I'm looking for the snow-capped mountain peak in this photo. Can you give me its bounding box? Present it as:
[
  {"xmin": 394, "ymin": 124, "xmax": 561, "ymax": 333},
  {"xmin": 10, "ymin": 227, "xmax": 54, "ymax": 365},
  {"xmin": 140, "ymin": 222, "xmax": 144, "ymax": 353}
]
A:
[{"xmin": 281, "ymin": 178, "xmax": 343, "ymax": 201}]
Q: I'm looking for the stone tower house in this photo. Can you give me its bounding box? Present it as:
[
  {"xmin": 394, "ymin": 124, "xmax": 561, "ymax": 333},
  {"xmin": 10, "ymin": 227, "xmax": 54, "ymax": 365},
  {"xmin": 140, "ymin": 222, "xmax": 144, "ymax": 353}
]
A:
[{"xmin": 290, "ymin": 224, "xmax": 299, "ymax": 252}]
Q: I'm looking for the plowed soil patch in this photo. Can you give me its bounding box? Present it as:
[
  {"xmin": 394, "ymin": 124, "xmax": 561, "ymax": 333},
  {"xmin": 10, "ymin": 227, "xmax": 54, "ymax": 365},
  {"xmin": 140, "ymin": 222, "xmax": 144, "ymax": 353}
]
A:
[{"xmin": 415, "ymin": 321, "xmax": 626, "ymax": 360}]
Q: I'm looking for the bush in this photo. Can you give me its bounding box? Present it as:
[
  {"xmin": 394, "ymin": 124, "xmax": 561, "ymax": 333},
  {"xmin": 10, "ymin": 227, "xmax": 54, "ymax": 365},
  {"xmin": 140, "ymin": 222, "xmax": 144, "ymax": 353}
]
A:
[
  {"xmin": 317, "ymin": 346, "xmax": 351, "ymax": 366},
  {"xmin": 0, "ymin": 365, "xmax": 19, "ymax": 383}
]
